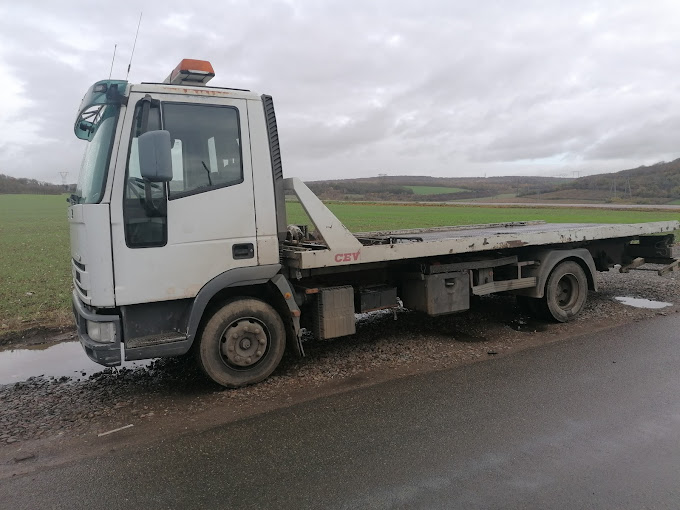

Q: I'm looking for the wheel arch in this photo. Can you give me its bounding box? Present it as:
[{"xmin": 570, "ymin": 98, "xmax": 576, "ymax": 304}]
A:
[
  {"xmin": 185, "ymin": 265, "xmax": 281, "ymax": 346},
  {"xmin": 184, "ymin": 264, "xmax": 302, "ymax": 358},
  {"xmin": 515, "ymin": 248, "xmax": 597, "ymax": 299},
  {"xmin": 564, "ymin": 255, "xmax": 597, "ymax": 294}
]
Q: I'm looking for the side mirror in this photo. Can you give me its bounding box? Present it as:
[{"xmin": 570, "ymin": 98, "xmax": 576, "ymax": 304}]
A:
[{"xmin": 138, "ymin": 130, "xmax": 173, "ymax": 182}]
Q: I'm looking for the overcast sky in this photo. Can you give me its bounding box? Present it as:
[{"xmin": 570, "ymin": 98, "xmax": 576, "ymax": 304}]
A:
[{"xmin": 1, "ymin": 0, "xmax": 680, "ymax": 184}]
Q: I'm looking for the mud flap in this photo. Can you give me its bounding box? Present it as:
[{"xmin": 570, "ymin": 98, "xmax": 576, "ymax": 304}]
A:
[{"xmin": 270, "ymin": 274, "xmax": 305, "ymax": 358}]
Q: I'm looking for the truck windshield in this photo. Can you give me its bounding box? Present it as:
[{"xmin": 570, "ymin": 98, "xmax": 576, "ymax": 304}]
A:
[
  {"xmin": 72, "ymin": 80, "xmax": 127, "ymax": 204},
  {"xmin": 74, "ymin": 105, "xmax": 119, "ymax": 204}
]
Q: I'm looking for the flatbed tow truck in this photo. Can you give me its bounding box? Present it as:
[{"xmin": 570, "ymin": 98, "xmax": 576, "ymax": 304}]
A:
[{"xmin": 69, "ymin": 59, "xmax": 680, "ymax": 387}]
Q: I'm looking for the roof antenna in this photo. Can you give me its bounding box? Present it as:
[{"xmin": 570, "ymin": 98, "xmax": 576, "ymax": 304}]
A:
[
  {"xmin": 108, "ymin": 44, "xmax": 117, "ymax": 80},
  {"xmin": 126, "ymin": 12, "xmax": 143, "ymax": 80}
]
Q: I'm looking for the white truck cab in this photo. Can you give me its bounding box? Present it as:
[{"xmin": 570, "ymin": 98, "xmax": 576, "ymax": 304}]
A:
[
  {"xmin": 70, "ymin": 59, "xmax": 679, "ymax": 387},
  {"xmin": 70, "ymin": 60, "xmax": 291, "ymax": 382}
]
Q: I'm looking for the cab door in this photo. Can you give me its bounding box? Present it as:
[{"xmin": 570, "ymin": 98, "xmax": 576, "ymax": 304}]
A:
[{"xmin": 110, "ymin": 92, "xmax": 257, "ymax": 306}]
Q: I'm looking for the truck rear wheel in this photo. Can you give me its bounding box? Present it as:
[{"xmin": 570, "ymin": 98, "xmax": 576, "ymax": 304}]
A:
[
  {"xmin": 541, "ymin": 261, "xmax": 588, "ymax": 322},
  {"xmin": 197, "ymin": 298, "xmax": 286, "ymax": 388}
]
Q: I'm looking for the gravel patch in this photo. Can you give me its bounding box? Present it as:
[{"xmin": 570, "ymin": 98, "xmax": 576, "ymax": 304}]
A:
[{"xmin": 1, "ymin": 266, "xmax": 678, "ymax": 447}]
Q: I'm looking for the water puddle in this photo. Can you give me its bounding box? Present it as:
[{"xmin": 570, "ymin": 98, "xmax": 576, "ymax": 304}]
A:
[
  {"xmin": 0, "ymin": 341, "xmax": 151, "ymax": 385},
  {"xmin": 614, "ymin": 297, "xmax": 672, "ymax": 309}
]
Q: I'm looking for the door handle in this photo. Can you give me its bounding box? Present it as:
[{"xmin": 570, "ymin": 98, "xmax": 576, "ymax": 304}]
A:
[{"xmin": 232, "ymin": 243, "xmax": 254, "ymax": 260}]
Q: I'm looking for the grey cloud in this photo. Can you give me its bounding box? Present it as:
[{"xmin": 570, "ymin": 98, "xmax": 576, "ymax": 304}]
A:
[{"xmin": 2, "ymin": 0, "xmax": 680, "ymax": 183}]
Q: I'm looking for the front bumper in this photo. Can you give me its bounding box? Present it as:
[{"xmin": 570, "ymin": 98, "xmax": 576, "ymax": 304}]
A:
[{"xmin": 72, "ymin": 290, "xmax": 122, "ymax": 366}]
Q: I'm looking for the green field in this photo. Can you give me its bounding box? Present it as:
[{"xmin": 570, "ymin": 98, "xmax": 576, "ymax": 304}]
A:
[
  {"xmin": 0, "ymin": 194, "xmax": 678, "ymax": 334},
  {"xmin": 287, "ymin": 202, "xmax": 679, "ymax": 232},
  {"xmin": 405, "ymin": 185, "xmax": 467, "ymax": 195},
  {"xmin": 0, "ymin": 194, "xmax": 72, "ymax": 333}
]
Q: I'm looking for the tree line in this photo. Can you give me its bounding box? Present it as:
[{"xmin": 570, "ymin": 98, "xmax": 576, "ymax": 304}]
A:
[
  {"xmin": 0, "ymin": 174, "xmax": 73, "ymax": 195},
  {"xmin": 309, "ymin": 159, "xmax": 680, "ymax": 203},
  {"xmin": 307, "ymin": 175, "xmax": 568, "ymax": 201}
]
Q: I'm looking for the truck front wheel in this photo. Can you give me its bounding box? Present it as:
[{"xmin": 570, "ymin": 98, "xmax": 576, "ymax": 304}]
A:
[
  {"xmin": 197, "ymin": 298, "xmax": 286, "ymax": 388},
  {"xmin": 542, "ymin": 261, "xmax": 588, "ymax": 322}
]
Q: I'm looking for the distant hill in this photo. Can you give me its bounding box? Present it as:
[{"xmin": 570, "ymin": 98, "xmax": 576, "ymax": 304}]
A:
[
  {"xmin": 307, "ymin": 175, "xmax": 571, "ymax": 202},
  {"xmin": 536, "ymin": 159, "xmax": 680, "ymax": 204},
  {"xmin": 306, "ymin": 160, "xmax": 680, "ymax": 204},
  {"xmin": 0, "ymin": 174, "xmax": 72, "ymax": 195}
]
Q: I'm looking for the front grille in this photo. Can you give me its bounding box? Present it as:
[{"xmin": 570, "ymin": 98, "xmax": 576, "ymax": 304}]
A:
[
  {"xmin": 75, "ymin": 281, "xmax": 88, "ymax": 296},
  {"xmin": 72, "ymin": 258, "xmax": 88, "ymax": 296}
]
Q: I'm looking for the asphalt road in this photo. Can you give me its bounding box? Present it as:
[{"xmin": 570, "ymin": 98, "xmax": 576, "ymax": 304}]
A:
[{"xmin": 3, "ymin": 314, "xmax": 680, "ymax": 509}]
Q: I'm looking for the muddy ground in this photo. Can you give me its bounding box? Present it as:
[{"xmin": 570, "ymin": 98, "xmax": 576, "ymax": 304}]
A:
[{"xmin": 1, "ymin": 265, "xmax": 678, "ymax": 477}]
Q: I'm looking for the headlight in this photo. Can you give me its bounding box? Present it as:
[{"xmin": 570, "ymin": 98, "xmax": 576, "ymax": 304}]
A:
[{"xmin": 87, "ymin": 321, "xmax": 116, "ymax": 343}]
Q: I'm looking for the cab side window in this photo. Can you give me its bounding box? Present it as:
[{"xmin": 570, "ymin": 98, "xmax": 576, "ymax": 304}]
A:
[
  {"xmin": 163, "ymin": 103, "xmax": 243, "ymax": 199},
  {"xmin": 124, "ymin": 100, "xmax": 166, "ymax": 248}
]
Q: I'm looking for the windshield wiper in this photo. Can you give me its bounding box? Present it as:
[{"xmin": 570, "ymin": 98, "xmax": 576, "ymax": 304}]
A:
[{"xmin": 201, "ymin": 161, "xmax": 213, "ymax": 186}]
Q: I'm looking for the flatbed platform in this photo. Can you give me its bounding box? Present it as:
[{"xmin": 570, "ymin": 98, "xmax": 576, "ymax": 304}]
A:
[
  {"xmin": 282, "ymin": 220, "xmax": 679, "ymax": 269},
  {"xmin": 356, "ymin": 221, "xmax": 616, "ymax": 243},
  {"xmin": 282, "ymin": 178, "xmax": 679, "ymax": 270}
]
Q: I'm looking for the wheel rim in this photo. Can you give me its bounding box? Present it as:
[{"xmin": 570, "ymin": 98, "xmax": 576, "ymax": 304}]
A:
[
  {"xmin": 219, "ymin": 318, "xmax": 269, "ymax": 369},
  {"xmin": 556, "ymin": 273, "xmax": 579, "ymax": 310}
]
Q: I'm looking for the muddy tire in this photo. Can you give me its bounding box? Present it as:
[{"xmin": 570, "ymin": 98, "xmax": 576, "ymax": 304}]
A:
[
  {"xmin": 541, "ymin": 261, "xmax": 588, "ymax": 323},
  {"xmin": 197, "ymin": 298, "xmax": 286, "ymax": 388}
]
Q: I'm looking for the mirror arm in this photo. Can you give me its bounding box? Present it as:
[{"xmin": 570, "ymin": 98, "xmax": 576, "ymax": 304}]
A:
[
  {"xmin": 143, "ymin": 182, "xmax": 166, "ymax": 217},
  {"xmin": 140, "ymin": 95, "xmax": 152, "ymax": 133}
]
